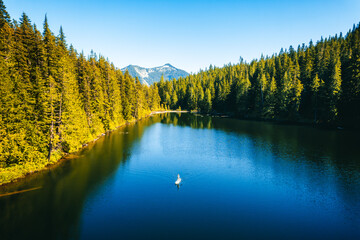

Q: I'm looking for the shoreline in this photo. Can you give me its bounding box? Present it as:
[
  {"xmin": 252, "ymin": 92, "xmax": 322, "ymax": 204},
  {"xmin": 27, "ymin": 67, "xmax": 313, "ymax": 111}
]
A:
[
  {"xmin": 0, "ymin": 110, "xmax": 184, "ymax": 187},
  {"xmin": 194, "ymin": 111, "xmax": 355, "ymax": 131},
  {"xmin": 0, "ymin": 109, "xmax": 349, "ymax": 188}
]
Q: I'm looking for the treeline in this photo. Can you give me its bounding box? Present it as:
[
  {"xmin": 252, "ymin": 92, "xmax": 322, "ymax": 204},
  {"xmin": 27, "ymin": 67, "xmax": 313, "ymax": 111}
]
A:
[
  {"xmin": 158, "ymin": 23, "xmax": 360, "ymax": 128},
  {"xmin": 0, "ymin": 1, "xmax": 161, "ymax": 181}
]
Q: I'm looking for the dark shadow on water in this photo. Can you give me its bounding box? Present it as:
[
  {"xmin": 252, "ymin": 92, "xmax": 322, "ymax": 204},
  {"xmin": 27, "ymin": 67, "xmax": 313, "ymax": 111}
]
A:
[
  {"xmin": 160, "ymin": 113, "xmax": 360, "ymax": 170},
  {"xmin": 160, "ymin": 113, "xmax": 360, "ymax": 218},
  {"xmin": 0, "ymin": 115, "xmax": 164, "ymax": 240},
  {"xmin": 0, "ymin": 113, "xmax": 359, "ymax": 239}
]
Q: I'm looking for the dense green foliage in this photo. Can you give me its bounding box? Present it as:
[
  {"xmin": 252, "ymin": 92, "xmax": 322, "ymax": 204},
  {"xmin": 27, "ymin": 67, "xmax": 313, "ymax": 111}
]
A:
[
  {"xmin": 158, "ymin": 24, "xmax": 360, "ymax": 128},
  {"xmin": 0, "ymin": 1, "xmax": 161, "ymax": 183},
  {"xmin": 1, "ymin": 0, "xmax": 359, "ymax": 184}
]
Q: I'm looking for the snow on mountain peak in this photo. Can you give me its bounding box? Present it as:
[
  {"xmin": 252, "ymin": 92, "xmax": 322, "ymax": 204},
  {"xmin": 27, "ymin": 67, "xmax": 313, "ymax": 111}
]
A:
[{"xmin": 121, "ymin": 64, "xmax": 189, "ymax": 85}]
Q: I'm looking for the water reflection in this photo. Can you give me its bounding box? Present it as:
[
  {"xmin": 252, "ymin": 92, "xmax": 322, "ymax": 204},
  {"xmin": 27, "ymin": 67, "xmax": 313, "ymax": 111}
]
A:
[
  {"xmin": 158, "ymin": 113, "xmax": 360, "ymax": 221},
  {"xmin": 0, "ymin": 115, "xmax": 163, "ymax": 239},
  {"xmin": 0, "ymin": 113, "xmax": 359, "ymax": 239},
  {"xmin": 160, "ymin": 113, "xmax": 360, "ymax": 179}
]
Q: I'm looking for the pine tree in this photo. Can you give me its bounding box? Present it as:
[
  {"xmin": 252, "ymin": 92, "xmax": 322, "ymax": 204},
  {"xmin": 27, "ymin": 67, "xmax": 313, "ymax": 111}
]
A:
[
  {"xmin": 263, "ymin": 76, "xmax": 277, "ymax": 118},
  {"xmin": 310, "ymin": 74, "xmax": 324, "ymax": 123},
  {"xmin": 43, "ymin": 15, "xmax": 62, "ymax": 161},
  {"xmin": 203, "ymin": 88, "xmax": 212, "ymax": 113},
  {"xmin": 0, "ymin": 1, "xmax": 12, "ymax": 60},
  {"xmin": 122, "ymin": 70, "xmax": 134, "ymax": 121},
  {"xmin": 0, "ymin": 0, "xmax": 10, "ymax": 28},
  {"xmin": 326, "ymin": 50, "xmax": 342, "ymax": 122},
  {"xmin": 0, "ymin": 1, "xmax": 164, "ymax": 183},
  {"xmin": 171, "ymin": 90, "xmax": 178, "ymax": 109},
  {"xmin": 186, "ymin": 85, "xmax": 196, "ymax": 110},
  {"xmin": 77, "ymin": 53, "xmax": 92, "ymax": 128},
  {"xmin": 89, "ymin": 56, "xmax": 106, "ymax": 134},
  {"xmin": 57, "ymin": 29, "xmax": 90, "ymax": 152},
  {"xmin": 340, "ymin": 27, "xmax": 360, "ymax": 126},
  {"xmin": 108, "ymin": 65, "xmax": 123, "ymax": 127},
  {"xmin": 134, "ymin": 77, "xmax": 144, "ymax": 119},
  {"xmin": 235, "ymin": 71, "xmax": 251, "ymax": 116},
  {"xmin": 258, "ymin": 72, "xmax": 267, "ymax": 115}
]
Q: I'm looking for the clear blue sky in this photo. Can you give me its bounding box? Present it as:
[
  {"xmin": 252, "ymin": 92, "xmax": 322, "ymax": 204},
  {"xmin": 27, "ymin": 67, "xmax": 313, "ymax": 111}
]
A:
[{"xmin": 5, "ymin": 0, "xmax": 360, "ymax": 73}]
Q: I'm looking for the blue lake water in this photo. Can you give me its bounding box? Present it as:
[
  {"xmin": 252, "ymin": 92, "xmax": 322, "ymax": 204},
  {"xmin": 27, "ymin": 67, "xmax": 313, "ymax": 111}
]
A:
[{"xmin": 1, "ymin": 113, "xmax": 360, "ymax": 239}]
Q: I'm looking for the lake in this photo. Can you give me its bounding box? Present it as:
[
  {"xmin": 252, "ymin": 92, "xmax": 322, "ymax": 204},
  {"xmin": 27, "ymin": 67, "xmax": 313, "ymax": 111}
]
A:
[{"xmin": 1, "ymin": 113, "xmax": 360, "ymax": 239}]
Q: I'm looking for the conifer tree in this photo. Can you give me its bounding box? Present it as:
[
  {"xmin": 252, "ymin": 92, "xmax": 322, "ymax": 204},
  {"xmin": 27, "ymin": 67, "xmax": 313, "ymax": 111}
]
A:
[
  {"xmin": 43, "ymin": 15, "xmax": 61, "ymax": 161},
  {"xmin": 122, "ymin": 70, "xmax": 134, "ymax": 120},
  {"xmin": 0, "ymin": 1, "xmax": 162, "ymax": 181},
  {"xmin": 235, "ymin": 71, "xmax": 251, "ymax": 115},
  {"xmin": 263, "ymin": 76, "xmax": 277, "ymax": 118},
  {"xmin": 89, "ymin": 56, "xmax": 106, "ymax": 134},
  {"xmin": 311, "ymin": 74, "xmax": 324, "ymax": 123},
  {"xmin": 57, "ymin": 29, "xmax": 90, "ymax": 152},
  {"xmin": 154, "ymin": 23, "xmax": 358, "ymax": 127},
  {"xmin": 326, "ymin": 50, "xmax": 342, "ymax": 122},
  {"xmin": 0, "ymin": 0, "xmax": 10, "ymax": 28},
  {"xmin": 134, "ymin": 77, "xmax": 144, "ymax": 119},
  {"xmin": 171, "ymin": 90, "xmax": 178, "ymax": 109},
  {"xmin": 0, "ymin": 1, "xmax": 12, "ymax": 60},
  {"xmin": 203, "ymin": 88, "xmax": 212, "ymax": 113}
]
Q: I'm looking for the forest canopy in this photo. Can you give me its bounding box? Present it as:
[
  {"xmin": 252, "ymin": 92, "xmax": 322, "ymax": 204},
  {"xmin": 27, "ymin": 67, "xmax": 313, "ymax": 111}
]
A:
[
  {"xmin": 0, "ymin": 0, "xmax": 161, "ymax": 183},
  {"xmin": 1, "ymin": 0, "xmax": 359, "ymax": 184},
  {"xmin": 157, "ymin": 23, "xmax": 360, "ymax": 128}
]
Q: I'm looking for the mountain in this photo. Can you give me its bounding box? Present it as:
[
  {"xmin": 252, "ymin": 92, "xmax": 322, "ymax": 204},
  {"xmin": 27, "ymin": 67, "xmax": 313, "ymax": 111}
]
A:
[{"xmin": 121, "ymin": 64, "xmax": 189, "ymax": 86}]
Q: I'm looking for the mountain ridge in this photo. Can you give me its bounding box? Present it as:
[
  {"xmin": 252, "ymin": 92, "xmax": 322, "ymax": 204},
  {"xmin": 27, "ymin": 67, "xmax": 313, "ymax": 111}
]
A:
[{"xmin": 121, "ymin": 64, "xmax": 189, "ymax": 85}]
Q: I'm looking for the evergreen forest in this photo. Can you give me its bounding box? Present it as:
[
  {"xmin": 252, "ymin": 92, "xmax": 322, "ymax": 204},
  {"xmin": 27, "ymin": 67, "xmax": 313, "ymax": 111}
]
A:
[
  {"xmin": 157, "ymin": 23, "xmax": 360, "ymax": 128},
  {"xmin": 0, "ymin": 1, "xmax": 161, "ymax": 183},
  {"xmin": 1, "ymin": 0, "xmax": 360, "ymax": 184}
]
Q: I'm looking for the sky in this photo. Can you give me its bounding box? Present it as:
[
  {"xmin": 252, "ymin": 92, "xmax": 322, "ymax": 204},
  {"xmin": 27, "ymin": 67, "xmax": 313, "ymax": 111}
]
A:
[{"xmin": 5, "ymin": 0, "xmax": 360, "ymax": 73}]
